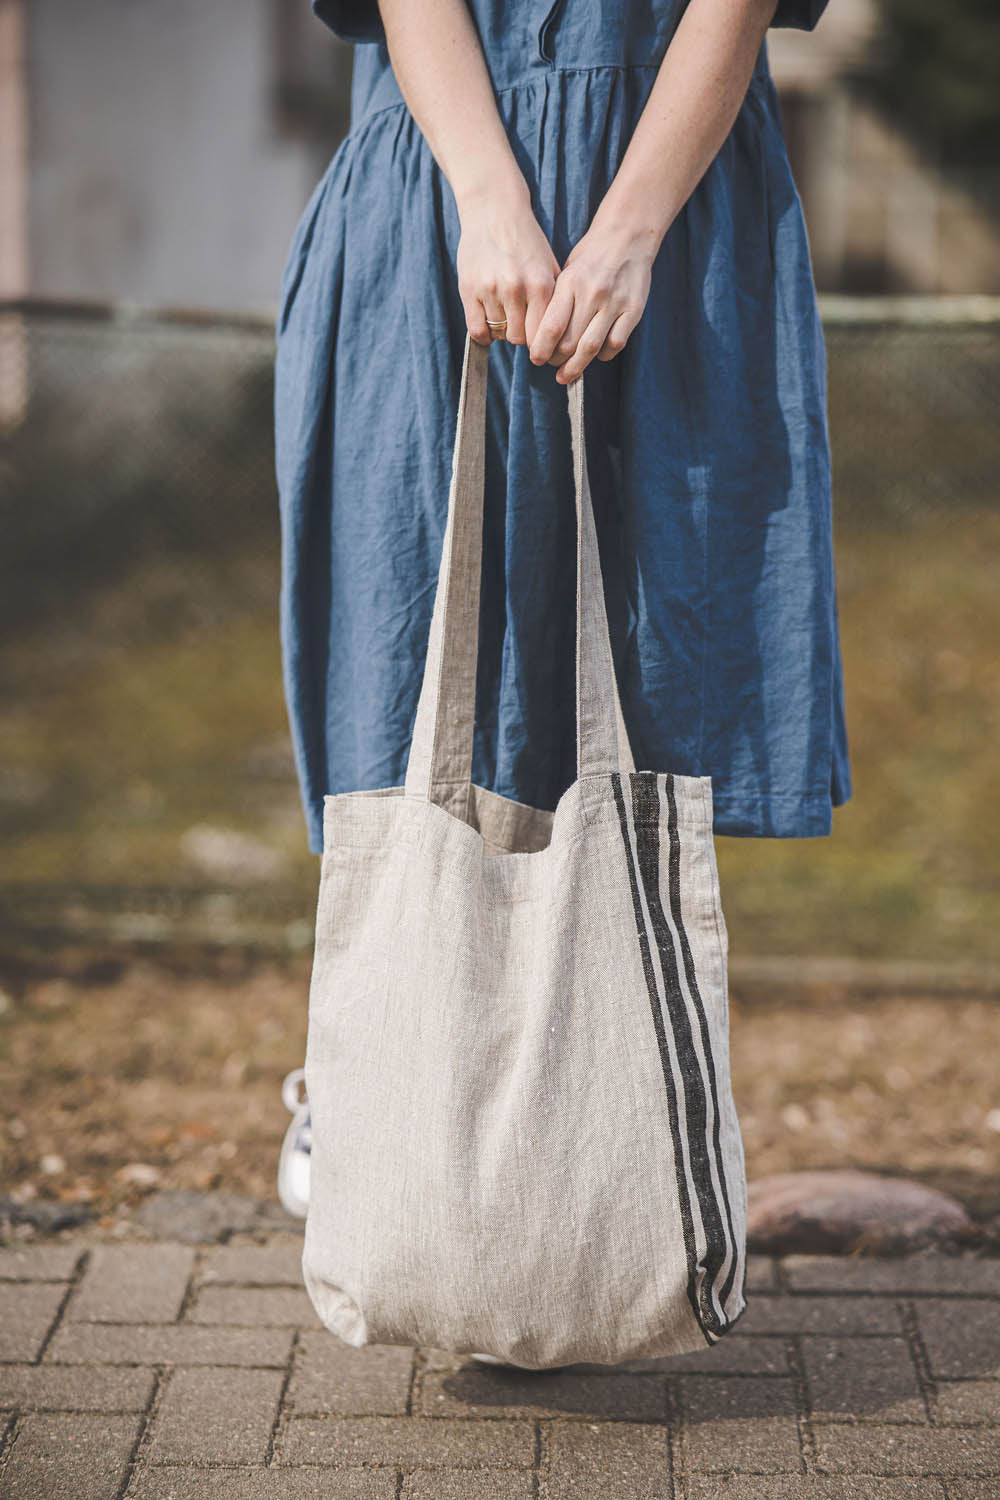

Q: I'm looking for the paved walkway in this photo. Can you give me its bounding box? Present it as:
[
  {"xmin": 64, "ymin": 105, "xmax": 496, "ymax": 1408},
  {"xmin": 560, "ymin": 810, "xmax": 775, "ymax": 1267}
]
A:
[{"xmin": 0, "ymin": 1238, "xmax": 997, "ymax": 1498}]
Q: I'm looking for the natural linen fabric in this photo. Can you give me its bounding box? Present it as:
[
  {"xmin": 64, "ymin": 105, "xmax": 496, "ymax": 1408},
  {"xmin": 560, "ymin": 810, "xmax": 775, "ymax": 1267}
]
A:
[{"xmin": 302, "ymin": 332, "xmax": 749, "ymax": 1369}]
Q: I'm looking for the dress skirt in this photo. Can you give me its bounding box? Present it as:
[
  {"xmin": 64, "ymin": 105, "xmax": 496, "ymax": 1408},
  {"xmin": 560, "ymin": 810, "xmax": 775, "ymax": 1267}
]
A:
[{"xmin": 274, "ymin": 0, "xmax": 853, "ymax": 855}]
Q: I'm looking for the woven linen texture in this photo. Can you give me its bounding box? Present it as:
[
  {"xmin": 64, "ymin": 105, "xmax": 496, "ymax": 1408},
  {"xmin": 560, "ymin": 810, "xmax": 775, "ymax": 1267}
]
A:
[{"xmin": 302, "ymin": 331, "xmax": 748, "ymax": 1368}]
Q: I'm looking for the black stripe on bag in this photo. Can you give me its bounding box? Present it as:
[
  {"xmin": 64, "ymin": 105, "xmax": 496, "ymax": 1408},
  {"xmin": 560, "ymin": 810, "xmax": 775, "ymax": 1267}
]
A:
[
  {"xmin": 612, "ymin": 770, "xmax": 740, "ymax": 1341},
  {"xmin": 612, "ymin": 770, "xmax": 709, "ymax": 1344},
  {"xmin": 661, "ymin": 772, "xmax": 742, "ymax": 1320},
  {"xmin": 633, "ymin": 771, "xmax": 738, "ymax": 1336},
  {"xmin": 629, "ymin": 772, "xmax": 729, "ymax": 1340}
]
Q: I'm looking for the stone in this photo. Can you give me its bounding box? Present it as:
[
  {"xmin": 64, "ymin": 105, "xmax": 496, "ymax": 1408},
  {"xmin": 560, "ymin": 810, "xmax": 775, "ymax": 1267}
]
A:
[
  {"xmin": 278, "ymin": 1416, "xmax": 535, "ymax": 1469},
  {"xmin": 45, "ymin": 1322, "xmax": 292, "ymax": 1368},
  {"xmin": 132, "ymin": 1473, "xmax": 394, "ymax": 1499},
  {"xmin": 0, "ymin": 1366, "xmax": 154, "ymax": 1413},
  {"xmin": 541, "ymin": 1421, "xmax": 671, "ymax": 1499},
  {"xmin": 186, "ymin": 1287, "xmax": 320, "ymax": 1328},
  {"xmin": 404, "ymin": 1473, "xmax": 533, "ymax": 1499},
  {"xmin": 679, "ymin": 1375, "xmax": 802, "ymax": 1474},
  {"xmin": 0, "ymin": 1283, "xmax": 67, "ymax": 1362},
  {"xmin": 67, "ymin": 1244, "xmax": 194, "ymax": 1324},
  {"xmin": 0, "ymin": 1412, "xmax": 141, "ymax": 1499},
  {"xmin": 145, "ymin": 1367, "xmax": 285, "ymax": 1465},
  {"xmin": 0, "ymin": 1197, "xmax": 93, "ymax": 1234},
  {"xmin": 746, "ymin": 1170, "xmax": 976, "ymax": 1256},
  {"xmin": 0, "ymin": 1247, "xmax": 83, "ymax": 1281},
  {"xmin": 287, "ymin": 1334, "xmax": 414, "ymax": 1417},
  {"xmin": 133, "ymin": 1191, "xmax": 301, "ymax": 1244},
  {"xmin": 416, "ymin": 1366, "xmax": 667, "ymax": 1423},
  {"xmin": 198, "ymin": 1239, "xmax": 305, "ymax": 1286}
]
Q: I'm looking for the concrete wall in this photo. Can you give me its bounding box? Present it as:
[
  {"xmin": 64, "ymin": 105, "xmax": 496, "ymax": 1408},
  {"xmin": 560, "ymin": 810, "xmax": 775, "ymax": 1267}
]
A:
[{"xmin": 24, "ymin": 0, "xmax": 347, "ymax": 314}]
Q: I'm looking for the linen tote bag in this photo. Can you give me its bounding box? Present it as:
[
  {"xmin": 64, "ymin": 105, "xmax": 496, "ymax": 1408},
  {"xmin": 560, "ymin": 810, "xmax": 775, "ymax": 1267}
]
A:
[{"xmin": 302, "ymin": 329, "xmax": 749, "ymax": 1369}]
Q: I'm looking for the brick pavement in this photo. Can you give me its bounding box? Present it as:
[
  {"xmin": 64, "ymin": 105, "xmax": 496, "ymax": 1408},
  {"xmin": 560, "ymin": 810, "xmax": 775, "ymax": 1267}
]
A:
[{"xmin": 0, "ymin": 1238, "xmax": 997, "ymax": 1498}]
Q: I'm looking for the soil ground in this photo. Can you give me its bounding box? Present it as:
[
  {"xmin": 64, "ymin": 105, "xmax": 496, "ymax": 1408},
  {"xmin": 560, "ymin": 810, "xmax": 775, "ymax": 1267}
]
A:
[{"xmin": 1, "ymin": 942, "xmax": 998, "ymax": 1234}]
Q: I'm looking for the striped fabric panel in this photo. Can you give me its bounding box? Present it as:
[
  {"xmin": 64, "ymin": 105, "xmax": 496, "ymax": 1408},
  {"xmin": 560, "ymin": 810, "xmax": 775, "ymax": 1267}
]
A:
[{"xmin": 612, "ymin": 769, "xmax": 745, "ymax": 1344}]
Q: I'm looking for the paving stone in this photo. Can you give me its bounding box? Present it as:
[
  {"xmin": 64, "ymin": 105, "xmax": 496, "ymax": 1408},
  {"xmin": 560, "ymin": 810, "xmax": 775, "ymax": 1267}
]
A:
[
  {"xmin": 914, "ymin": 1300, "xmax": 1000, "ymax": 1380},
  {"xmin": 781, "ymin": 1253, "xmax": 1000, "ymax": 1297},
  {"xmin": 0, "ymin": 1364, "xmax": 154, "ymax": 1412},
  {"xmin": 813, "ymin": 1422, "xmax": 1000, "ymax": 1476},
  {"xmin": 132, "ymin": 1473, "xmax": 394, "ymax": 1500},
  {"xmin": 540, "ymin": 1420, "xmax": 671, "ymax": 1499},
  {"xmin": 421, "ymin": 1335, "xmax": 789, "ymax": 1377},
  {"xmin": 631, "ymin": 1336, "xmax": 791, "ymax": 1376},
  {"xmin": 67, "ymin": 1245, "xmax": 194, "ymax": 1325},
  {"xmin": 679, "ymin": 1375, "xmax": 802, "ymax": 1474},
  {"xmin": 287, "ymin": 1332, "xmax": 413, "ymax": 1415},
  {"xmin": 745, "ymin": 1256, "xmax": 779, "ymax": 1291},
  {"xmin": 45, "ymin": 1322, "xmax": 292, "ymax": 1367},
  {"xmin": 278, "ymin": 1416, "xmax": 535, "ymax": 1468},
  {"xmin": 684, "ymin": 1479, "xmax": 947, "ymax": 1498},
  {"xmin": 0, "ymin": 1282, "xmax": 66, "ymax": 1362},
  {"xmin": 732, "ymin": 1294, "xmax": 903, "ymax": 1337},
  {"xmin": 418, "ymin": 1364, "xmax": 666, "ymax": 1422},
  {"xmin": 187, "ymin": 1286, "xmax": 321, "ymax": 1327},
  {"xmin": 948, "ymin": 1483, "xmax": 1000, "ymax": 1500},
  {"xmin": 800, "ymin": 1335, "xmax": 927, "ymax": 1422},
  {"xmin": 146, "ymin": 1366, "xmax": 284, "ymax": 1465},
  {"xmin": 933, "ymin": 1381, "xmax": 1000, "ymax": 1424},
  {"xmin": 0, "ymin": 1411, "xmax": 141, "ymax": 1499},
  {"xmin": 403, "ymin": 1471, "xmax": 535, "ymax": 1498},
  {"xmin": 198, "ymin": 1239, "xmax": 305, "ymax": 1286},
  {"xmin": 0, "ymin": 1247, "xmax": 83, "ymax": 1282}
]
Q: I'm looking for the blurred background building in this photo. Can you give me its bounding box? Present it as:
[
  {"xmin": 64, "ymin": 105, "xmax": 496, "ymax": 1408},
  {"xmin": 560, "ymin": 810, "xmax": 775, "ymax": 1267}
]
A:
[
  {"xmin": 4, "ymin": 0, "xmax": 999, "ymax": 309},
  {"xmin": 1, "ymin": 0, "xmax": 998, "ymax": 963}
]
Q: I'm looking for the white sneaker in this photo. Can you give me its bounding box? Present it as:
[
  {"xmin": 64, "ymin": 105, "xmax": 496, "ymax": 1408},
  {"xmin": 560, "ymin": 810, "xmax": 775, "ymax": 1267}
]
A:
[{"xmin": 277, "ymin": 1067, "xmax": 311, "ymax": 1218}]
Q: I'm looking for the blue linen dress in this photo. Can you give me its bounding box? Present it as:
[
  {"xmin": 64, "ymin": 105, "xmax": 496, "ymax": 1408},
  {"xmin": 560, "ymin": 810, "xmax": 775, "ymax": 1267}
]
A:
[{"xmin": 274, "ymin": 0, "xmax": 852, "ymax": 856}]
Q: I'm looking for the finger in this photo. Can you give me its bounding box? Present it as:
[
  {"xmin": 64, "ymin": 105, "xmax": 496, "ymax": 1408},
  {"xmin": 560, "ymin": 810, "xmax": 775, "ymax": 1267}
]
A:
[
  {"xmin": 595, "ymin": 307, "xmax": 638, "ymax": 363},
  {"xmin": 529, "ymin": 281, "xmax": 575, "ymax": 367},
  {"xmin": 524, "ymin": 267, "xmax": 559, "ymax": 348},
  {"xmin": 481, "ymin": 291, "xmax": 508, "ymax": 342},
  {"xmin": 499, "ymin": 283, "xmax": 528, "ymax": 346},
  {"xmin": 555, "ymin": 306, "xmax": 620, "ymax": 383},
  {"xmin": 464, "ymin": 294, "xmax": 492, "ymax": 347}
]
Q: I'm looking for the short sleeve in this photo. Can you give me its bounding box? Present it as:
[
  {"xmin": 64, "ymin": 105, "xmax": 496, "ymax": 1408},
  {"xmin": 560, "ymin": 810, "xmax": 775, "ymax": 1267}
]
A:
[
  {"xmin": 768, "ymin": 0, "xmax": 829, "ymax": 30},
  {"xmin": 312, "ymin": 0, "xmax": 385, "ymax": 45}
]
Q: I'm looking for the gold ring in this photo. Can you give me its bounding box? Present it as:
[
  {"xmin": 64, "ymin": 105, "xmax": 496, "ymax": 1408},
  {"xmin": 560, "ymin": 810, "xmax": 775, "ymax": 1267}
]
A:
[{"xmin": 486, "ymin": 318, "xmax": 508, "ymax": 329}]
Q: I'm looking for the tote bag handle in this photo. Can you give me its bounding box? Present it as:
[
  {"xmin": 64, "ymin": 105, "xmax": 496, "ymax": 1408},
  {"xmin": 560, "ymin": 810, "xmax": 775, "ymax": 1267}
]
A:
[{"xmin": 404, "ymin": 331, "xmax": 635, "ymax": 820}]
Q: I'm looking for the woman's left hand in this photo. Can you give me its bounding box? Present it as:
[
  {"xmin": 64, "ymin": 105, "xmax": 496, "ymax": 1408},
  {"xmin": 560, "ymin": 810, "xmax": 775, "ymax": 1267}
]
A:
[{"xmin": 528, "ymin": 221, "xmax": 656, "ymax": 383}]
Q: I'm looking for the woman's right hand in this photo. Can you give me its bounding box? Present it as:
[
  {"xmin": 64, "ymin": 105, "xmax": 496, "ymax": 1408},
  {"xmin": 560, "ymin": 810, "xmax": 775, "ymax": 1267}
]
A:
[{"xmin": 456, "ymin": 186, "xmax": 562, "ymax": 351}]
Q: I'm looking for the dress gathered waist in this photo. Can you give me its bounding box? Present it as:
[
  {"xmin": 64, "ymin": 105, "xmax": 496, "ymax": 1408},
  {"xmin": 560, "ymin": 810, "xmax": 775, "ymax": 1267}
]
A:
[{"xmin": 347, "ymin": 34, "xmax": 774, "ymax": 137}]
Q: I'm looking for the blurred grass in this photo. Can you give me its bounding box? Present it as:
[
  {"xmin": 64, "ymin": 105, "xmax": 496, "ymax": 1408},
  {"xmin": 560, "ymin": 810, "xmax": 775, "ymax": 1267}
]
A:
[
  {"xmin": 1, "ymin": 308, "xmax": 998, "ymax": 961},
  {"xmin": 1, "ymin": 504, "xmax": 997, "ymax": 960},
  {"xmin": 715, "ymin": 505, "xmax": 1000, "ymax": 960}
]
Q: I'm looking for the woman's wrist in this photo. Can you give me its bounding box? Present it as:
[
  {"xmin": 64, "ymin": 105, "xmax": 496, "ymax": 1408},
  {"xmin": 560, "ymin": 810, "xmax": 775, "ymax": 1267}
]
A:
[
  {"xmin": 454, "ymin": 159, "xmax": 533, "ymax": 228},
  {"xmin": 587, "ymin": 192, "xmax": 670, "ymax": 270}
]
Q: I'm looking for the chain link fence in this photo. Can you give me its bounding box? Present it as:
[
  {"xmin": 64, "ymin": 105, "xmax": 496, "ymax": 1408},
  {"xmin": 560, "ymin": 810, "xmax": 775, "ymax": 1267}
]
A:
[{"xmin": 1, "ymin": 295, "xmax": 998, "ymax": 959}]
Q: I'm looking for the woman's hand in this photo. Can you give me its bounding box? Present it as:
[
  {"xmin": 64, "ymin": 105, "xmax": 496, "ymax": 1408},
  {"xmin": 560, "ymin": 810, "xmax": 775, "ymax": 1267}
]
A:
[
  {"xmin": 528, "ymin": 222, "xmax": 656, "ymax": 384},
  {"xmin": 457, "ymin": 187, "xmax": 563, "ymax": 350}
]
